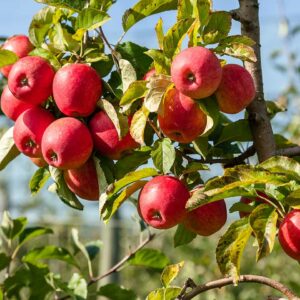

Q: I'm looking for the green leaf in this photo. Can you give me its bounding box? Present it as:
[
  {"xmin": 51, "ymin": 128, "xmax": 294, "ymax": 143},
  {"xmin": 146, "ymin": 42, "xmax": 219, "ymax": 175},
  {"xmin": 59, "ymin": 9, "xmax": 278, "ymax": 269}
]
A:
[
  {"xmin": 163, "ymin": 18, "xmax": 194, "ymax": 58},
  {"xmin": 29, "ymin": 48, "xmax": 61, "ymax": 70},
  {"xmin": 229, "ymin": 202, "xmax": 253, "ymax": 214},
  {"xmin": 122, "ymin": 0, "xmax": 177, "ymax": 32},
  {"xmin": 177, "ymin": 0, "xmax": 193, "ymax": 20},
  {"xmin": 85, "ymin": 240, "xmax": 102, "ymax": 260},
  {"xmin": 202, "ymin": 11, "xmax": 232, "ymax": 44},
  {"xmin": 194, "ymin": 0, "xmax": 211, "ymax": 27},
  {"xmin": 249, "ymin": 204, "xmax": 278, "ymax": 261},
  {"xmin": 151, "ymin": 138, "xmax": 176, "ymax": 174},
  {"xmin": 182, "ymin": 162, "xmax": 209, "ymax": 174},
  {"xmin": 155, "ymin": 18, "xmax": 164, "ymax": 50},
  {"xmin": 67, "ymin": 273, "xmax": 87, "ymax": 299},
  {"xmin": 145, "ymin": 49, "xmax": 171, "ymax": 75},
  {"xmin": 0, "ymin": 127, "xmax": 20, "ymax": 171},
  {"xmin": 130, "ymin": 106, "xmax": 150, "ymax": 145},
  {"xmin": 217, "ymin": 119, "xmax": 252, "ymax": 144},
  {"xmin": 146, "ymin": 287, "xmax": 181, "ymax": 300},
  {"xmin": 216, "ymin": 218, "xmax": 252, "ymax": 284},
  {"xmin": 0, "ymin": 253, "xmax": 10, "ymax": 271},
  {"xmin": 161, "ymin": 261, "xmax": 184, "ymax": 287},
  {"xmin": 192, "ymin": 136, "xmax": 209, "ymax": 159},
  {"xmin": 48, "ymin": 167, "xmax": 84, "ymax": 210},
  {"xmin": 219, "ymin": 35, "xmax": 255, "ymax": 47},
  {"xmin": 19, "ymin": 227, "xmax": 53, "ymax": 247},
  {"xmin": 0, "ymin": 49, "xmax": 18, "ymax": 68},
  {"xmin": 98, "ymin": 283, "xmax": 137, "ymax": 300},
  {"xmin": 1, "ymin": 211, "xmax": 27, "ymax": 241},
  {"xmin": 174, "ymin": 224, "xmax": 197, "ymax": 247},
  {"xmin": 74, "ymin": 8, "xmax": 111, "ymax": 41},
  {"xmin": 128, "ymin": 248, "xmax": 170, "ymax": 270},
  {"xmin": 34, "ymin": 0, "xmax": 84, "ymax": 11},
  {"xmin": 23, "ymin": 245, "xmax": 79, "ymax": 268},
  {"xmin": 120, "ymin": 59, "xmax": 137, "ymax": 92},
  {"xmin": 284, "ymin": 189, "xmax": 300, "ymax": 208},
  {"xmin": 93, "ymin": 156, "xmax": 110, "ymax": 194},
  {"xmin": 144, "ymin": 74, "xmax": 172, "ymax": 113},
  {"xmin": 29, "ymin": 167, "xmax": 50, "ymax": 196},
  {"xmin": 266, "ymin": 100, "xmax": 287, "ymax": 119}
]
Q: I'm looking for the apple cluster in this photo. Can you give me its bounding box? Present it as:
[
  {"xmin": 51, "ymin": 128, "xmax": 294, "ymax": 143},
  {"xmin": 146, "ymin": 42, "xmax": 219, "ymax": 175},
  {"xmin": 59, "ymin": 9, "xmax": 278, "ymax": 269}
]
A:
[{"xmin": 0, "ymin": 35, "xmax": 139, "ymax": 201}]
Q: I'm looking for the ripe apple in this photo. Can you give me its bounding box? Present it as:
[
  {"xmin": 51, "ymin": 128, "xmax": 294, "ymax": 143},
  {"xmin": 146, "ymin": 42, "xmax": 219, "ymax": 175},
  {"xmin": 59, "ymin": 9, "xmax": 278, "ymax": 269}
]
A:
[
  {"xmin": 53, "ymin": 63, "xmax": 102, "ymax": 117},
  {"xmin": 183, "ymin": 199, "xmax": 227, "ymax": 236},
  {"xmin": 1, "ymin": 35, "xmax": 34, "ymax": 77},
  {"xmin": 64, "ymin": 158, "xmax": 99, "ymax": 201},
  {"xmin": 30, "ymin": 157, "xmax": 48, "ymax": 168},
  {"xmin": 89, "ymin": 111, "xmax": 138, "ymax": 160},
  {"xmin": 0, "ymin": 85, "xmax": 35, "ymax": 121},
  {"xmin": 8, "ymin": 56, "xmax": 55, "ymax": 105},
  {"xmin": 13, "ymin": 107, "xmax": 55, "ymax": 157},
  {"xmin": 158, "ymin": 87, "xmax": 207, "ymax": 143},
  {"xmin": 42, "ymin": 117, "xmax": 93, "ymax": 170},
  {"xmin": 215, "ymin": 64, "xmax": 256, "ymax": 114},
  {"xmin": 278, "ymin": 209, "xmax": 300, "ymax": 261},
  {"xmin": 138, "ymin": 175, "xmax": 190, "ymax": 229},
  {"xmin": 171, "ymin": 46, "xmax": 222, "ymax": 99}
]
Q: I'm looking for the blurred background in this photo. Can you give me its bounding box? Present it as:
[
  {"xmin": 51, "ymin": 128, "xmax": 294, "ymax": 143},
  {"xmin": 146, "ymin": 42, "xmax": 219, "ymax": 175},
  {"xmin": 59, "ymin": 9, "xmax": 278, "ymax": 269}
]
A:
[{"xmin": 1, "ymin": 0, "xmax": 300, "ymax": 299}]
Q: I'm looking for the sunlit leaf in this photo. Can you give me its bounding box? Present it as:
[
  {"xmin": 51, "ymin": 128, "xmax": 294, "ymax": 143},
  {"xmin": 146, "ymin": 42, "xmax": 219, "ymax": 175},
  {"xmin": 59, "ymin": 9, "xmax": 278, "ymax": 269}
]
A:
[{"xmin": 161, "ymin": 261, "xmax": 184, "ymax": 287}]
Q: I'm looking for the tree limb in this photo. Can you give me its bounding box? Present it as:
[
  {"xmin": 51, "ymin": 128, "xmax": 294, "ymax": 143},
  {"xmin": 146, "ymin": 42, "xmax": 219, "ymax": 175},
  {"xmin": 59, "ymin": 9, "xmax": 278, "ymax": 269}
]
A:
[
  {"xmin": 178, "ymin": 275, "xmax": 300, "ymax": 300},
  {"xmin": 276, "ymin": 146, "xmax": 300, "ymax": 157}
]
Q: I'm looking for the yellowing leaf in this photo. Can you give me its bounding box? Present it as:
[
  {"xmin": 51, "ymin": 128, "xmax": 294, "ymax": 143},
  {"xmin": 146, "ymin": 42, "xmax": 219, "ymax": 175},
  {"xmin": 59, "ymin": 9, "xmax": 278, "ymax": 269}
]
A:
[
  {"xmin": 130, "ymin": 106, "xmax": 150, "ymax": 145},
  {"xmin": 161, "ymin": 261, "xmax": 184, "ymax": 287}
]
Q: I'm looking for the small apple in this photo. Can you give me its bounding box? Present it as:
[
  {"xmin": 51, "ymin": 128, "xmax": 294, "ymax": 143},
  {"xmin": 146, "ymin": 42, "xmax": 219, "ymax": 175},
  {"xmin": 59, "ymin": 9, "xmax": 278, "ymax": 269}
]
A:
[
  {"xmin": 30, "ymin": 157, "xmax": 48, "ymax": 168},
  {"xmin": 53, "ymin": 63, "xmax": 102, "ymax": 117},
  {"xmin": 215, "ymin": 64, "xmax": 255, "ymax": 114},
  {"xmin": 1, "ymin": 35, "xmax": 34, "ymax": 77},
  {"xmin": 0, "ymin": 85, "xmax": 35, "ymax": 121},
  {"xmin": 8, "ymin": 56, "xmax": 55, "ymax": 105},
  {"xmin": 13, "ymin": 107, "xmax": 55, "ymax": 157},
  {"xmin": 138, "ymin": 175, "xmax": 190, "ymax": 229},
  {"xmin": 278, "ymin": 209, "xmax": 300, "ymax": 261},
  {"xmin": 89, "ymin": 111, "xmax": 138, "ymax": 160},
  {"xmin": 42, "ymin": 117, "xmax": 93, "ymax": 170},
  {"xmin": 64, "ymin": 158, "xmax": 99, "ymax": 201},
  {"xmin": 171, "ymin": 46, "xmax": 222, "ymax": 99},
  {"xmin": 158, "ymin": 87, "xmax": 207, "ymax": 143}
]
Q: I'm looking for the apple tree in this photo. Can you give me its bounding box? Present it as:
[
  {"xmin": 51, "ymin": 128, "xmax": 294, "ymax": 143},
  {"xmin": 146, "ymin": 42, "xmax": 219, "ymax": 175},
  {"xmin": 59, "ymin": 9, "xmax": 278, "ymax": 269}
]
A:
[{"xmin": 0, "ymin": 0, "xmax": 300, "ymax": 299}]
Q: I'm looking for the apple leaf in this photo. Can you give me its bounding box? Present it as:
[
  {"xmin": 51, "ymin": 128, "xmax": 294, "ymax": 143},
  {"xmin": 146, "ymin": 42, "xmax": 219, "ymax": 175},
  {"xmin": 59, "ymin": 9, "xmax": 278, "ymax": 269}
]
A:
[
  {"xmin": 122, "ymin": 0, "xmax": 177, "ymax": 32},
  {"xmin": 177, "ymin": 0, "xmax": 194, "ymax": 20},
  {"xmin": 145, "ymin": 49, "xmax": 171, "ymax": 75},
  {"xmin": 146, "ymin": 287, "xmax": 181, "ymax": 300},
  {"xmin": 144, "ymin": 74, "xmax": 172, "ymax": 113},
  {"xmin": 74, "ymin": 8, "xmax": 111, "ymax": 41},
  {"xmin": 249, "ymin": 204, "xmax": 278, "ymax": 261},
  {"xmin": 155, "ymin": 18, "xmax": 164, "ymax": 50},
  {"xmin": 173, "ymin": 224, "xmax": 197, "ymax": 247},
  {"xmin": 120, "ymin": 59, "xmax": 137, "ymax": 93},
  {"xmin": 0, "ymin": 49, "xmax": 18, "ymax": 68},
  {"xmin": 161, "ymin": 261, "xmax": 184, "ymax": 287},
  {"xmin": 29, "ymin": 167, "xmax": 51, "ymax": 196},
  {"xmin": 187, "ymin": 18, "xmax": 201, "ymax": 47},
  {"xmin": 284, "ymin": 189, "xmax": 300, "ymax": 208},
  {"xmin": 163, "ymin": 18, "xmax": 194, "ymax": 59},
  {"xmin": 0, "ymin": 253, "xmax": 11, "ymax": 272},
  {"xmin": 216, "ymin": 218, "xmax": 252, "ymax": 284},
  {"xmin": 229, "ymin": 202, "xmax": 254, "ymax": 214},
  {"xmin": 151, "ymin": 138, "xmax": 176, "ymax": 174},
  {"xmin": 19, "ymin": 227, "xmax": 53, "ymax": 247},
  {"xmin": 30, "ymin": 48, "xmax": 61, "ymax": 70},
  {"xmin": 130, "ymin": 106, "xmax": 150, "ymax": 145},
  {"xmin": 98, "ymin": 283, "xmax": 137, "ymax": 300},
  {"xmin": 194, "ymin": 0, "xmax": 211, "ymax": 27},
  {"xmin": 48, "ymin": 166, "xmax": 84, "ymax": 210},
  {"xmin": 34, "ymin": 0, "xmax": 84, "ymax": 11},
  {"xmin": 192, "ymin": 136, "xmax": 209, "ymax": 159},
  {"xmin": 0, "ymin": 127, "xmax": 20, "ymax": 171},
  {"xmin": 67, "ymin": 273, "xmax": 88, "ymax": 299},
  {"xmin": 1, "ymin": 211, "xmax": 27, "ymax": 241},
  {"xmin": 219, "ymin": 35, "xmax": 255, "ymax": 47},
  {"xmin": 128, "ymin": 248, "xmax": 170, "ymax": 269},
  {"xmin": 182, "ymin": 162, "xmax": 209, "ymax": 174},
  {"xmin": 202, "ymin": 11, "xmax": 232, "ymax": 44}
]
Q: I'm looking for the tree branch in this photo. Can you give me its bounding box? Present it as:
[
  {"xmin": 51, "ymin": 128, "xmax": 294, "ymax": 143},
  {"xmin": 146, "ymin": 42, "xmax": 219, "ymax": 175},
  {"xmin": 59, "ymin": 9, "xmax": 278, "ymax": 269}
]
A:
[
  {"xmin": 178, "ymin": 275, "xmax": 300, "ymax": 300},
  {"xmin": 276, "ymin": 146, "xmax": 300, "ymax": 157},
  {"xmin": 238, "ymin": 0, "xmax": 276, "ymax": 162}
]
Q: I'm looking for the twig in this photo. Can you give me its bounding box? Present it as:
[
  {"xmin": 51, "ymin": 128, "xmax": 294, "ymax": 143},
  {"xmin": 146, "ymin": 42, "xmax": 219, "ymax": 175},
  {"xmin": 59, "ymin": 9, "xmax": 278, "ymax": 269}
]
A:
[
  {"xmin": 148, "ymin": 119, "xmax": 162, "ymax": 139},
  {"xmin": 276, "ymin": 146, "xmax": 300, "ymax": 157},
  {"xmin": 178, "ymin": 275, "xmax": 300, "ymax": 300}
]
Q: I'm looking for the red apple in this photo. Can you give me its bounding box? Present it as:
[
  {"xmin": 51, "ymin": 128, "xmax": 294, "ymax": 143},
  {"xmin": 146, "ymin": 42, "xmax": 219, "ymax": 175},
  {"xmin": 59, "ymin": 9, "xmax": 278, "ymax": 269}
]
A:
[
  {"xmin": 8, "ymin": 56, "xmax": 55, "ymax": 105},
  {"xmin": 64, "ymin": 158, "xmax": 99, "ymax": 201},
  {"xmin": 1, "ymin": 35, "xmax": 34, "ymax": 77},
  {"xmin": 171, "ymin": 46, "xmax": 222, "ymax": 99},
  {"xmin": 42, "ymin": 117, "xmax": 93, "ymax": 170},
  {"xmin": 0, "ymin": 85, "xmax": 35, "ymax": 121},
  {"xmin": 89, "ymin": 111, "xmax": 138, "ymax": 160},
  {"xmin": 53, "ymin": 63, "xmax": 102, "ymax": 117},
  {"xmin": 239, "ymin": 192, "xmax": 269, "ymax": 218},
  {"xmin": 215, "ymin": 64, "xmax": 255, "ymax": 114},
  {"xmin": 30, "ymin": 157, "xmax": 48, "ymax": 168},
  {"xmin": 158, "ymin": 87, "xmax": 207, "ymax": 143},
  {"xmin": 13, "ymin": 107, "xmax": 55, "ymax": 157},
  {"xmin": 138, "ymin": 175, "xmax": 190, "ymax": 229},
  {"xmin": 278, "ymin": 209, "xmax": 300, "ymax": 261},
  {"xmin": 183, "ymin": 199, "xmax": 227, "ymax": 236}
]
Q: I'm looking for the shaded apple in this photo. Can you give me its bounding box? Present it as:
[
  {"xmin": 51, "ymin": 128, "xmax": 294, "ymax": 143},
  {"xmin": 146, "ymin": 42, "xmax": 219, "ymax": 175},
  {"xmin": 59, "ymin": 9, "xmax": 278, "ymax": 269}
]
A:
[
  {"xmin": 89, "ymin": 111, "xmax": 138, "ymax": 160},
  {"xmin": 64, "ymin": 158, "xmax": 99, "ymax": 201},
  {"xmin": 138, "ymin": 175, "xmax": 190, "ymax": 229},
  {"xmin": 158, "ymin": 87, "xmax": 207, "ymax": 143},
  {"xmin": 1, "ymin": 35, "xmax": 34, "ymax": 77},
  {"xmin": 278, "ymin": 209, "xmax": 300, "ymax": 261},
  {"xmin": 13, "ymin": 107, "xmax": 55, "ymax": 157},
  {"xmin": 42, "ymin": 117, "xmax": 93, "ymax": 170},
  {"xmin": 216, "ymin": 64, "xmax": 255, "ymax": 114},
  {"xmin": 53, "ymin": 63, "xmax": 102, "ymax": 117},
  {"xmin": 8, "ymin": 56, "xmax": 55, "ymax": 105},
  {"xmin": 30, "ymin": 157, "xmax": 48, "ymax": 168},
  {"xmin": 0, "ymin": 85, "xmax": 35, "ymax": 121},
  {"xmin": 171, "ymin": 46, "xmax": 222, "ymax": 99}
]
